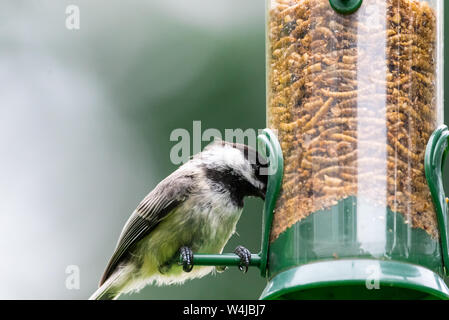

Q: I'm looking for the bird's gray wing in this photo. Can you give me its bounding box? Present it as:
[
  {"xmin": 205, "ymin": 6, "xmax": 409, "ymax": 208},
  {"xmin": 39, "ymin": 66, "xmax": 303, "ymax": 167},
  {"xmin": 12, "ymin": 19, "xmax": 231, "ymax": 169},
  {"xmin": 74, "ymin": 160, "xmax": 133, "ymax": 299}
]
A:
[{"xmin": 99, "ymin": 172, "xmax": 196, "ymax": 285}]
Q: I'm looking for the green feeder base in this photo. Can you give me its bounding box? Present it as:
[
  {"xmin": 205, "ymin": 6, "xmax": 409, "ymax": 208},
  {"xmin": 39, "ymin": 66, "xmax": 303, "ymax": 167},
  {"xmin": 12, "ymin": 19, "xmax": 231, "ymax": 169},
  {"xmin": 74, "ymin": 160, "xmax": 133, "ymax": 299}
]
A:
[{"xmin": 260, "ymin": 259, "xmax": 449, "ymax": 300}]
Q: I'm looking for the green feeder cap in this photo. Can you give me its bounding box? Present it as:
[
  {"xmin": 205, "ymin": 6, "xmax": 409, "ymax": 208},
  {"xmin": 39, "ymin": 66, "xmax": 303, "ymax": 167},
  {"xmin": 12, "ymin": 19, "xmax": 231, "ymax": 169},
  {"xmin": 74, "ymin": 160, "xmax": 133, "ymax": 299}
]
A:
[{"xmin": 329, "ymin": 0, "xmax": 363, "ymax": 14}]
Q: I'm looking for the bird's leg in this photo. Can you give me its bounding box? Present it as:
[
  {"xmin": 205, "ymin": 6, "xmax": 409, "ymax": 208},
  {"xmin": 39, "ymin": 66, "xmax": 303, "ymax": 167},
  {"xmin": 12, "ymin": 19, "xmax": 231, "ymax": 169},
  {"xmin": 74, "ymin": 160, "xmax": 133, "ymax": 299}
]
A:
[
  {"xmin": 179, "ymin": 246, "xmax": 194, "ymax": 272},
  {"xmin": 234, "ymin": 245, "xmax": 251, "ymax": 273}
]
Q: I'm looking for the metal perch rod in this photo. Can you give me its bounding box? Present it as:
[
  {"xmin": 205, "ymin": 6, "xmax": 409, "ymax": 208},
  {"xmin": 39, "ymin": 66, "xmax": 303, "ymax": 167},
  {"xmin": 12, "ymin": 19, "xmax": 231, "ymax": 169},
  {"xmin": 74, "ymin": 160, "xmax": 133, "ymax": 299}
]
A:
[{"xmin": 181, "ymin": 253, "xmax": 262, "ymax": 268}]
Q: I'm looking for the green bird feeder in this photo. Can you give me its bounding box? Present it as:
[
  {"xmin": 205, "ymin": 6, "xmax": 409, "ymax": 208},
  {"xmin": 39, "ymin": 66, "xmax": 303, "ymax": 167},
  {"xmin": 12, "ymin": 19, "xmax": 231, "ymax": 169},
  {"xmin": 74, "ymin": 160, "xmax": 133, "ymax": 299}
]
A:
[{"xmin": 183, "ymin": 0, "xmax": 449, "ymax": 299}]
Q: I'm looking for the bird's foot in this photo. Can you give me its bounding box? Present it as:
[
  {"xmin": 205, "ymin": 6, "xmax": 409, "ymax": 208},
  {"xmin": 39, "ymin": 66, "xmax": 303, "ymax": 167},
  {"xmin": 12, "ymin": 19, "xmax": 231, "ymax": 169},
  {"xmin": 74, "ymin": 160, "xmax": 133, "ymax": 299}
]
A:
[
  {"xmin": 234, "ymin": 245, "xmax": 251, "ymax": 273},
  {"xmin": 215, "ymin": 265, "xmax": 228, "ymax": 273},
  {"xmin": 179, "ymin": 246, "xmax": 194, "ymax": 272}
]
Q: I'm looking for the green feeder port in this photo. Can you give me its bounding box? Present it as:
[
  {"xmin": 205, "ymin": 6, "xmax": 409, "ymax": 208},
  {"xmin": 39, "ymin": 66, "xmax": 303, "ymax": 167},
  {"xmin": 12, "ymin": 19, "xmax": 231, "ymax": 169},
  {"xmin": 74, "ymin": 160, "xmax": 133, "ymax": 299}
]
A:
[{"xmin": 180, "ymin": 0, "xmax": 449, "ymax": 299}]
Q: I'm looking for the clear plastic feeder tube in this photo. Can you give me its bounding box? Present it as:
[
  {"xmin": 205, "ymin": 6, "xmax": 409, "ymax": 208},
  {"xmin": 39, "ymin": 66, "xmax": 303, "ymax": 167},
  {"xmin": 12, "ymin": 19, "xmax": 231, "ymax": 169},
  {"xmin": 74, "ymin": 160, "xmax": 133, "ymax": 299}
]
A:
[{"xmin": 266, "ymin": 0, "xmax": 444, "ymax": 271}]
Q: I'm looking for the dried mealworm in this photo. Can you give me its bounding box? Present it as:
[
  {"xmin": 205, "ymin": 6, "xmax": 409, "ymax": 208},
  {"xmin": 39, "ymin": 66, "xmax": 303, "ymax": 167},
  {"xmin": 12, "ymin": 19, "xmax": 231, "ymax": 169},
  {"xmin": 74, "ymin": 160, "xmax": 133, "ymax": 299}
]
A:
[
  {"xmin": 303, "ymin": 97, "xmax": 334, "ymax": 131},
  {"xmin": 330, "ymin": 133, "xmax": 357, "ymax": 143},
  {"xmin": 321, "ymin": 88, "xmax": 358, "ymax": 99},
  {"xmin": 387, "ymin": 132, "xmax": 421, "ymax": 162}
]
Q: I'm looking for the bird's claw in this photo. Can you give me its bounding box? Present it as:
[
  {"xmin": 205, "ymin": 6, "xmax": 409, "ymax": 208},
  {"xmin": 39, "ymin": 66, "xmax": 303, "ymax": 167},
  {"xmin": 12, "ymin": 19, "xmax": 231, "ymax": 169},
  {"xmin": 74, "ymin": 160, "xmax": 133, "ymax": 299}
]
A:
[
  {"xmin": 234, "ymin": 245, "xmax": 251, "ymax": 273},
  {"xmin": 179, "ymin": 246, "xmax": 194, "ymax": 272}
]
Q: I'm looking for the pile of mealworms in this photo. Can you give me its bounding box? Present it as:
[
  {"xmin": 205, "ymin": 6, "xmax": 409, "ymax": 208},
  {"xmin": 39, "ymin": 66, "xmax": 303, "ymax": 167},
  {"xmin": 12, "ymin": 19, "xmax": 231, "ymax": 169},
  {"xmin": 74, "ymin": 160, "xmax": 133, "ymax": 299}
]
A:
[{"xmin": 267, "ymin": 0, "xmax": 438, "ymax": 241}]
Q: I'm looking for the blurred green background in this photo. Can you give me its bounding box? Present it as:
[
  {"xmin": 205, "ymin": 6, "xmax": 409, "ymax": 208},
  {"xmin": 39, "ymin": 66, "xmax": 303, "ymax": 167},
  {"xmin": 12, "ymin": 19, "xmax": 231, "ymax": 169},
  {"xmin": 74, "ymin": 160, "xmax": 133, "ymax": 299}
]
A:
[
  {"xmin": 0, "ymin": 0, "xmax": 447, "ymax": 299},
  {"xmin": 0, "ymin": 0, "xmax": 265, "ymax": 299}
]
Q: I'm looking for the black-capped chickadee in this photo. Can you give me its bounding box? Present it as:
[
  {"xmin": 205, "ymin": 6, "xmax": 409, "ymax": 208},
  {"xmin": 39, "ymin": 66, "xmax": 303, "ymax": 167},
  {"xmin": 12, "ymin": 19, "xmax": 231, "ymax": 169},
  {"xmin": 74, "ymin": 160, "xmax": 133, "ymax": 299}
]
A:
[{"xmin": 90, "ymin": 140, "xmax": 268, "ymax": 300}]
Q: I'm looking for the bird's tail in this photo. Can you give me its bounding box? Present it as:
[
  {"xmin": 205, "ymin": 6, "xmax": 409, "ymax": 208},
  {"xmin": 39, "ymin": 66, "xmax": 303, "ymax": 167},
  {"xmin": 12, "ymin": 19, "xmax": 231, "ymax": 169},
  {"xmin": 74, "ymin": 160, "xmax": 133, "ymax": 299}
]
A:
[{"xmin": 89, "ymin": 267, "xmax": 132, "ymax": 300}]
